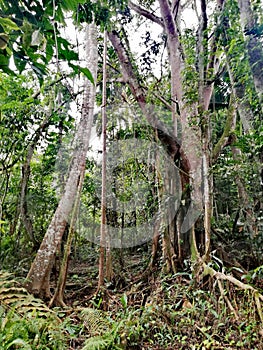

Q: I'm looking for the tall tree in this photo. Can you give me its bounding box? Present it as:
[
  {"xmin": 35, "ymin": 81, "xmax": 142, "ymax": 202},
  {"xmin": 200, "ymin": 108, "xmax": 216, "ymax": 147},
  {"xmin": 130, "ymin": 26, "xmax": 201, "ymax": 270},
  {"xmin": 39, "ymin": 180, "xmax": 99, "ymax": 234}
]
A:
[
  {"xmin": 108, "ymin": 0, "xmax": 219, "ymax": 265},
  {"xmin": 106, "ymin": 0, "xmax": 262, "ymax": 269},
  {"xmin": 26, "ymin": 23, "xmax": 98, "ymax": 297}
]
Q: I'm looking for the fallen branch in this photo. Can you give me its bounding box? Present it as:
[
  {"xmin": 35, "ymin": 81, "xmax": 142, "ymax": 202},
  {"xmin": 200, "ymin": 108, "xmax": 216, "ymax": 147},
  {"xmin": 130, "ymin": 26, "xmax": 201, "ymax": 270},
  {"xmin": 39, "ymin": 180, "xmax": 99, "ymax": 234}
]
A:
[{"xmin": 203, "ymin": 263, "xmax": 263, "ymax": 323}]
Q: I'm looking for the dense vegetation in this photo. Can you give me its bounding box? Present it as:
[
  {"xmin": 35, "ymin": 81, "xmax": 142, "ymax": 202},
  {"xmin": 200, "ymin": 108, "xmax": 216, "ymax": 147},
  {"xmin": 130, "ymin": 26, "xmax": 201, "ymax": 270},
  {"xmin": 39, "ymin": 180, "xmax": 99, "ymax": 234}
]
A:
[{"xmin": 0, "ymin": 0, "xmax": 262, "ymax": 349}]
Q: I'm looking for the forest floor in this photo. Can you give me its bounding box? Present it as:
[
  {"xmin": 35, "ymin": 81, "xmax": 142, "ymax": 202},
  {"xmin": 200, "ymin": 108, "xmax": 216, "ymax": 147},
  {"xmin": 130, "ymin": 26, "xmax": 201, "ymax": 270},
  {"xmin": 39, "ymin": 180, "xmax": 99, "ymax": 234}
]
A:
[
  {"xmin": 47, "ymin": 245, "xmax": 263, "ymax": 350},
  {"xmin": 1, "ymin": 244, "xmax": 263, "ymax": 349}
]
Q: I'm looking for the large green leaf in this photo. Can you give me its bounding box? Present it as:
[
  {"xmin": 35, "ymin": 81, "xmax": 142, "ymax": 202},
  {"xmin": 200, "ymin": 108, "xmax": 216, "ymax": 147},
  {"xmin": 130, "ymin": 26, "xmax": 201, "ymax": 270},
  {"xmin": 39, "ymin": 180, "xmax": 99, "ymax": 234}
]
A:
[
  {"xmin": 13, "ymin": 51, "xmax": 27, "ymax": 73},
  {"xmin": 58, "ymin": 49, "xmax": 78, "ymax": 61},
  {"xmin": 69, "ymin": 63, "xmax": 94, "ymax": 84},
  {"xmin": 0, "ymin": 17, "xmax": 19, "ymax": 32}
]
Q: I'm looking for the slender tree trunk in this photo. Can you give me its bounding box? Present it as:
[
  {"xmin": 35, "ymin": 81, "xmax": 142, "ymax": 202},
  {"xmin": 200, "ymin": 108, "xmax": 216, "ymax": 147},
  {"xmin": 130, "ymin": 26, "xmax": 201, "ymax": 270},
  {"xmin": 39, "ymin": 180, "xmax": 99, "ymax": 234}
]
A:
[
  {"xmin": 148, "ymin": 129, "xmax": 162, "ymax": 269},
  {"xmin": 98, "ymin": 30, "xmax": 108, "ymax": 289},
  {"xmin": 26, "ymin": 23, "xmax": 98, "ymax": 298},
  {"xmin": 49, "ymin": 169, "xmax": 84, "ymax": 307},
  {"xmin": 231, "ymin": 142, "xmax": 257, "ymax": 238},
  {"xmin": 212, "ymin": 95, "xmax": 236, "ymax": 161},
  {"xmin": 162, "ymin": 162, "xmax": 177, "ymax": 273},
  {"xmin": 20, "ymin": 112, "xmax": 53, "ymax": 249}
]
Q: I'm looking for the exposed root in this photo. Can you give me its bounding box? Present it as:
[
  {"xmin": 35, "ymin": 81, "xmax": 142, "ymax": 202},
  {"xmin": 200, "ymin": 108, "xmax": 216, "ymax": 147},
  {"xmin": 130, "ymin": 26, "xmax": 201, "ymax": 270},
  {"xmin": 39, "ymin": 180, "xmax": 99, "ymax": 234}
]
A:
[{"xmin": 217, "ymin": 279, "xmax": 239, "ymax": 321}]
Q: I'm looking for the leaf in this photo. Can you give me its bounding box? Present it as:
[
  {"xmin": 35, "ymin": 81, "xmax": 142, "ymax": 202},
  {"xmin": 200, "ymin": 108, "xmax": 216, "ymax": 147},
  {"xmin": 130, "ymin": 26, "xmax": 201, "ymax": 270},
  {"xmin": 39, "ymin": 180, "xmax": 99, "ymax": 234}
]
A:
[
  {"xmin": 45, "ymin": 42, "xmax": 54, "ymax": 62},
  {"xmin": 120, "ymin": 293, "xmax": 128, "ymax": 309},
  {"xmin": 82, "ymin": 335, "xmax": 111, "ymax": 350},
  {"xmin": 29, "ymin": 61, "xmax": 47, "ymax": 85},
  {"xmin": 14, "ymin": 51, "xmax": 27, "ymax": 73},
  {"xmin": 57, "ymin": 36, "xmax": 78, "ymax": 61},
  {"xmin": 60, "ymin": 0, "xmax": 86, "ymax": 11},
  {"xmin": 31, "ymin": 30, "xmax": 43, "ymax": 46},
  {"xmin": 0, "ymin": 52, "xmax": 9, "ymax": 68},
  {"xmin": 0, "ymin": 17, "xmax": 19, "ymax": 32},
  {"xmin": 69, "ymin": 63, "xmax": 94, "ymax": 84},
  {"xmin": 6, "ymin": 338, "xmax": 32, "ymax": 349},
  {"xmin": 58, "ymin": 48, "xmax": 78, "ymax": 61},
  {"xmin": 22, "ymin": 20, "xmax": 33, "ymax": 49},
  {"xmin": 0, "ymin": 33, "xmax": 9, "ymax": 49}
]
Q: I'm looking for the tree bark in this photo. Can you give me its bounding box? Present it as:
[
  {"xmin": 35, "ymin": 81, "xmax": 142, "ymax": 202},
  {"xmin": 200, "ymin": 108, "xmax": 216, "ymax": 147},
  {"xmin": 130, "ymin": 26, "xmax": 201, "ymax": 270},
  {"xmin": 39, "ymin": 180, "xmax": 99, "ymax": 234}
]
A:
[
  {"xmin": 49, "ymin": 168, "xmax": 84, "ymax": 307},
  {"xmin": 158, "ymin": 0, "xmax": 183, "ymax": 136},
  {"xmin": 26, "ymin": 23, "xmax": 98, "ymax": 297},
  {"xmin": 237, "ymin": 0, "xmax": 263, "ymax": 101},
  {"xmin": 158, "ymin": 0, "xmax": 203, "ymax": 241},
  {"xmin": 98, "ymin": 31, "xmax": 108, "ymax": 289}
]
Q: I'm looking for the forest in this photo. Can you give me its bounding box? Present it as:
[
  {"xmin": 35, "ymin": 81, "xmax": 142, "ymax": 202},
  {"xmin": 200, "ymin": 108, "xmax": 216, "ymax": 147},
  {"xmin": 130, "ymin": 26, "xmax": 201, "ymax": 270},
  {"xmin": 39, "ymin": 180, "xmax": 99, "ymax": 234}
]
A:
[{"xmin": 0, "ymin": 0, "xmax": 263, "ymax": 349}]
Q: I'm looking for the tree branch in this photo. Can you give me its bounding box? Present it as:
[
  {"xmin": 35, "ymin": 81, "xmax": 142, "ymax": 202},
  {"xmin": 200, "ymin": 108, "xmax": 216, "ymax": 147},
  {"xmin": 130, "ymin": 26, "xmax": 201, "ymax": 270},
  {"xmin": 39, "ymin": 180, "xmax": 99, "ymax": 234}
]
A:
[
  {"xmin": 128, "ymin": 1, "xmax": 164, "ymax": 28},
  {"xmin": 107, "ymin": 29, "xmax": 182, "ymax": 159}
]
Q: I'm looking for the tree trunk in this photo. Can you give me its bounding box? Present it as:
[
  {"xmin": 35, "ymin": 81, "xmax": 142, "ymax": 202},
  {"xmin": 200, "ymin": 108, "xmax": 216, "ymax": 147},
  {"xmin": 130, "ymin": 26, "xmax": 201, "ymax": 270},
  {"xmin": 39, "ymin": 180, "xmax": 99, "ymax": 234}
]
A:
[
  {"xmin": 98, "ymin": 30, "xmax": 108, "ymax": 289},
  {"xmin": 222, "ymin": 14, "xmax": 255, "ymax": 133},
  {"xmin": 20, "ymin": 110, "xmax": 55, "ymax": 249},
  {"xmin": 49, "ymin": 168, "xmax": 84, "ymax": 307},
  {"xmin": 26, "ymin": 23, "xmax": 98, "ymax": 298},
  {"xmin": 158, "ymin": 0, "xmax": 204, "ymax": 252},
  {"xmin": 108, "ymin": 29, "xmax": 181, "ymax": 160},
  {"xmin": 231, "ymin": 143, "xmax": 257, "ymax": 238},
  {"xmin": 237, "ymin": 0, "xmax": 263, "ymax": 101},
  {"xmin": 110, "ymin": 2, "xmax": 213, "ymax": 263}
]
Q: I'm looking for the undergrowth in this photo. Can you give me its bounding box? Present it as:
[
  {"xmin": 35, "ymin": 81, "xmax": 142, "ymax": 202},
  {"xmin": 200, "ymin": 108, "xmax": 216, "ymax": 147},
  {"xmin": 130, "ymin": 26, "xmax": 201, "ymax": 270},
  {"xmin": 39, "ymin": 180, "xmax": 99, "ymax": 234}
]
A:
[
  {"xmin": 104, "ymin": 272, "xmax": 263, "ymax": 349},
  {"xmin": 0, "ymin": 270, "xmax": 263, "ymax": 349}
]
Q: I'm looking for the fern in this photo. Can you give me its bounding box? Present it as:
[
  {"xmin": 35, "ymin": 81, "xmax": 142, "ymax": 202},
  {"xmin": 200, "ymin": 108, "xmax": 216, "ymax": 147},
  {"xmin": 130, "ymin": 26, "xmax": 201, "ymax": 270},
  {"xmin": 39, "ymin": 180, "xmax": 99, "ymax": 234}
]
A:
[
  {"xmin": 80, "ymin": 308, "xmax": 124, "ymax": 350},
  {"xmin": 81, "ymin": 335, "xmax": 112, "ymax": 350},
  {"xmin": 80, "ymin": 307, "xmax": 112, "ymax": 336},
  {"xmin": 0, "ymin": 270, "xmax": 66, "ymax": 349},
  {"xmin": 0, "ymin": 271, "xmax": 57, "ymax": 319}
]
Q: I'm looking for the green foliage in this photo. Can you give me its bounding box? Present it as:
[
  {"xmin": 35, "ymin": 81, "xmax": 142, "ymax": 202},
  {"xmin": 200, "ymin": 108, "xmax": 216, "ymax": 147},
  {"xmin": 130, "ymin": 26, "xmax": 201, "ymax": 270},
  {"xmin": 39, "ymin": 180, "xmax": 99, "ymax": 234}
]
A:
[
  {"xmin": 82, "ymin": 336, "xmax": 111, "ymax": 350},
  {"xmin": 242, "ymin": 265, "xmax": 263, "ymax": 287},
  {"xmin": 0, "ymin": 271, "xmax": 67, "ymax": 349},
  {"xmin": 0, "ymin": 71, "xmax": 76, "ymax": 267},
  {"xmin": 212, "ymin": 120, "xmax": 262, "ymax": 261},
  {"xmin": 0, "ymin": 0, "xmax": 95, "ymax": 84},
  {"xmin": 69, "ymin": 63, "xmax": 94, "ymax": 84},
  {"xmin": 0, "ymin": 1, "xmax": 262, "ymax": 349},
  {"xmin": 101, "ymin": 273, "xmax": 263, "ymax": 349},
  {"xmin": 80, "ymin": 308, "xmax": 124, "ymax": 350},
  {"xmin": 80, "ymin": 307, "xmax": 112, "ymax": 336},
  {"xmin": 0, "ymin": 17, "xmax": 19, "ymax": 32},
  {"xmin": 76, "ymin": 0, "xmax": 128, "ymax": 30},
  {"xmin": 60, "ymin": 0, "xmax": 86, "ymax": 12}
]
